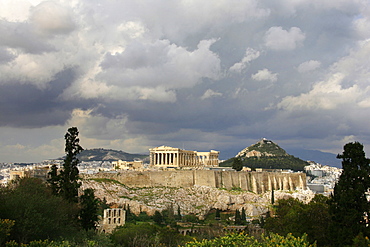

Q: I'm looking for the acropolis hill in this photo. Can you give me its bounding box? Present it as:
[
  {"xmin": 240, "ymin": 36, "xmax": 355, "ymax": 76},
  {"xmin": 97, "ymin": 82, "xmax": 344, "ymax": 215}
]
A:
[{"xmin": 82, "ymin": 142, "xmax": 306, "ymax": 193}]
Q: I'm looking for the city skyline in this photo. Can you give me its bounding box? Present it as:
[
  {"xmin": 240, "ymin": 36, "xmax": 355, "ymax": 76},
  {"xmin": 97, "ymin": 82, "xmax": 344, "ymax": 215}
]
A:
[{"xmin": 1, "ymin": 0, "xmax": 370, "ymax": 163}]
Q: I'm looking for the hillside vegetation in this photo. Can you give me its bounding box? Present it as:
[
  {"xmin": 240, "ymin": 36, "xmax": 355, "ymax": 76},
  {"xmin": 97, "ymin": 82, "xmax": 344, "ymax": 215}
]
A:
[{"xmin": 220, "ymin": 139, "xmax": 309, "ymax": 171}]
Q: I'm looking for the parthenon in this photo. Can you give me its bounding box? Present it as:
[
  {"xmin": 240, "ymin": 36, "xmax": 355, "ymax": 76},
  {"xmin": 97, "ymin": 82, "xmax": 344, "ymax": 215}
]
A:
[{"xmin": 149, "ymin": 146, "xmax": 219, "ymax": 168}]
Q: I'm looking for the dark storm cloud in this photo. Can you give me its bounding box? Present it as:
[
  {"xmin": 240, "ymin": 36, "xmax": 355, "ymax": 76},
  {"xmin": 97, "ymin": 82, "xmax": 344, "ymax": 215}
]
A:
[
  {"xmin": 0, "ymin": 69, "xmax": 78, "ymax": 127},
  {"xmin": 2, "ymin": 0, "xmax": 370, "ymax": 162}
]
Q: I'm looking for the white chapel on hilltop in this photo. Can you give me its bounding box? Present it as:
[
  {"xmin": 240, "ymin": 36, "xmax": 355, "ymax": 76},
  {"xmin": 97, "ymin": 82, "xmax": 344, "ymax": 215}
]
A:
[{"xmin": 149, "ymin": 146, "xmax": 219, "ymax": 169}]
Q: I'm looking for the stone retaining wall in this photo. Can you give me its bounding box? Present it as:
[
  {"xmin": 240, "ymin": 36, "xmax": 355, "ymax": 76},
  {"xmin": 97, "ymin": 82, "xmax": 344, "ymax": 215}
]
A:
[{"xmin": 82, "ymin": 170, "xmax": 306, "ymax": 193}]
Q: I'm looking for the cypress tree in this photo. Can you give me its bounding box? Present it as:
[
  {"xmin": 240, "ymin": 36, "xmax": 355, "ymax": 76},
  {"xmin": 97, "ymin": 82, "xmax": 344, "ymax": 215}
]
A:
[
  {"xmin": 235, "ymin": 209, "xmax": 241, "ymax": 225},
  {"xmin": 177, "ymin": 205, "xmax": 182, "ymax": 221},
  {"xmin": 241, "ymin": 207, "xmax": 246, "ymax": 225},
  {"xmin": 329, "ymin": 142, "xmax": 370, "ymax": 246},
  {"xmin": 126, "ymin": 204, "xmax": 133, "ymax": 222},
  {"xmin": 215, "ymin": 209, "xmax": 221, "ymax": 220},
  {"xmin": 59, "ymin": 127, "xmax": 83, "ymax": 203}
]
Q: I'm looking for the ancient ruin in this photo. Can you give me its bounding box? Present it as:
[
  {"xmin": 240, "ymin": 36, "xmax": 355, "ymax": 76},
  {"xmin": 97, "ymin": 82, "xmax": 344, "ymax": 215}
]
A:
[
  {"xmin": 149, "ymin": 146, "xmax": 219, "ymax": 168},
  {"xmin": 98, "ymin": 208, "xmax": 125, "ymax": 233}
]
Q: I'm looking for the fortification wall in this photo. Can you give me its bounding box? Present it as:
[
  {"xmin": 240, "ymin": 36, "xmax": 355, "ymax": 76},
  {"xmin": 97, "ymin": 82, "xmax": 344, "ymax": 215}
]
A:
[{"xmin": 83, "ymin": 170, "xmax": 306, "ymax": 193}]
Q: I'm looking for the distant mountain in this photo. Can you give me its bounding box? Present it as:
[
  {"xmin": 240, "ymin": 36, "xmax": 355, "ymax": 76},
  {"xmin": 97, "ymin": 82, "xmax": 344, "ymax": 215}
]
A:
[
  {"xmin": 220, "ymin": 139, "xmax": 309, "ymax": 171},
  {"xmin": 285, "ymin": 148, "xmax": 341, "ymax": 168},
  {"xmin": 76, "ymin": 148, "xmax": 149, "ymax": 162}
]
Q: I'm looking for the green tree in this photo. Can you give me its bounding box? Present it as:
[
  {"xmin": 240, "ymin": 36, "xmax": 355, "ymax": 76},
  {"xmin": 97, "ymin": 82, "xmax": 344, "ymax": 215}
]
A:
[
  {"xmin": 329, "ymin": 142, "xmax": 370, "ymax": 246},
  {"xmin": 232, "ymin": 157, "xmax": 243, "ymax": 171},
  {"xmin": 79, "ymin": 188, "xmax": 99, "ymax": 231},
  {"xmin": 59, "ymin": 127, "xmax": 83, "ymax": 203}
]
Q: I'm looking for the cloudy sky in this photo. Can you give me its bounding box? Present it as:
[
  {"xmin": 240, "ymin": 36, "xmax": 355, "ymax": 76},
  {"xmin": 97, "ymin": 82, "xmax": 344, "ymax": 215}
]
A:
[{"xmin": 1, "ymin": 0, "xmax": 370, "ymax": 163}]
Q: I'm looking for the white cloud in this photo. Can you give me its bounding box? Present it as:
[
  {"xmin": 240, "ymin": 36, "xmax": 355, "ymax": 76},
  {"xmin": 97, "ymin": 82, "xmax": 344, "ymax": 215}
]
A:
[
  {"xmin": 67, "ymin": 108, "xmax": 129, "ymax": 140},
  {"xmin": 30, "ymin": 1, "xmax": 76, "ymax": 36},
  {"xmin": 297, "ymin": 60, "xmax": 321, "ymax": 73},
  {"xmin": 0, "ymin": 53, "xmax": 65, "ymax": 88},
  {"xmin": 201, "ymin": 89, "xmax": 223, "ymax": 100},
  {"xmin": 0, "ymin": 0, "xmax": 33, "ymax": 21},
  {"xmin": 251, "ymin": 69, "xmax": 278, "ymax": 82},
  {"xmin": 278, "ymin": 39, "xmax": 370, "ymax": 112},
  {"xmin": 135, "ymin": 87, "xmax": 177, "ymax": 102},
  {"xmin": 118, "ymin": 21, "xmax": 147, "ymax": 39},
  {"xmin": 92, "ymin": 39, "xmax": 221, "ymax": 102},
  {"xmin": 277, "ymin": 73, "xmax": 360, "ymax": 111},
  {"xmin": 229, "ymin": 48, "xmax": 260, "ymax": 73},
  {"xmin": 264, "ymin": 26, "xmax": 305, "ymax": 51},
  {"xmin": 358, "ymin": 98, "xmax": 370, "ymax": 108},
  {"xmin": 353, "ymin": 16, "xmax": 370, "ymax": 39}
]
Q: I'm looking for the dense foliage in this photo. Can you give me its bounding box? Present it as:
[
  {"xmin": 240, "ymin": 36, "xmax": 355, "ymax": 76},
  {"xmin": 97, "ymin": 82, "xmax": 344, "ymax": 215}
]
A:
[
  {"xmin": 231, "ymin": 157, "xmax": 243, "ymax": 171},
  {"xmin": 264, "ymin": 195, "xmax": 331, "ymax": 246},
  {"xmin": 221, "ymin": 155, "xmax": 308, "ymax": 171},
  {"xmin": 264, "ymin": 142, "xmax": 370, "ymax": 246},
  {"xmin": 184, "ymin": 232, "xmax": 315, "ymax": 247},
  {"xmin": 0, "ymin": 219, "xmax": 14, "ymax": 246},
  {"xmin": 111, "ymin": 223, "xmax": 192, "ymax": 247},
  {"xmin": 0, "ymin": 178, "xmax": 80, "ymax": 243},
  {"xmin": 79, "ymin": 188, "xmax": 100, "ymax": 231},
  {"xmin": 242, "ymin": 156, "xmax": 308, "ymax": 171}
]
